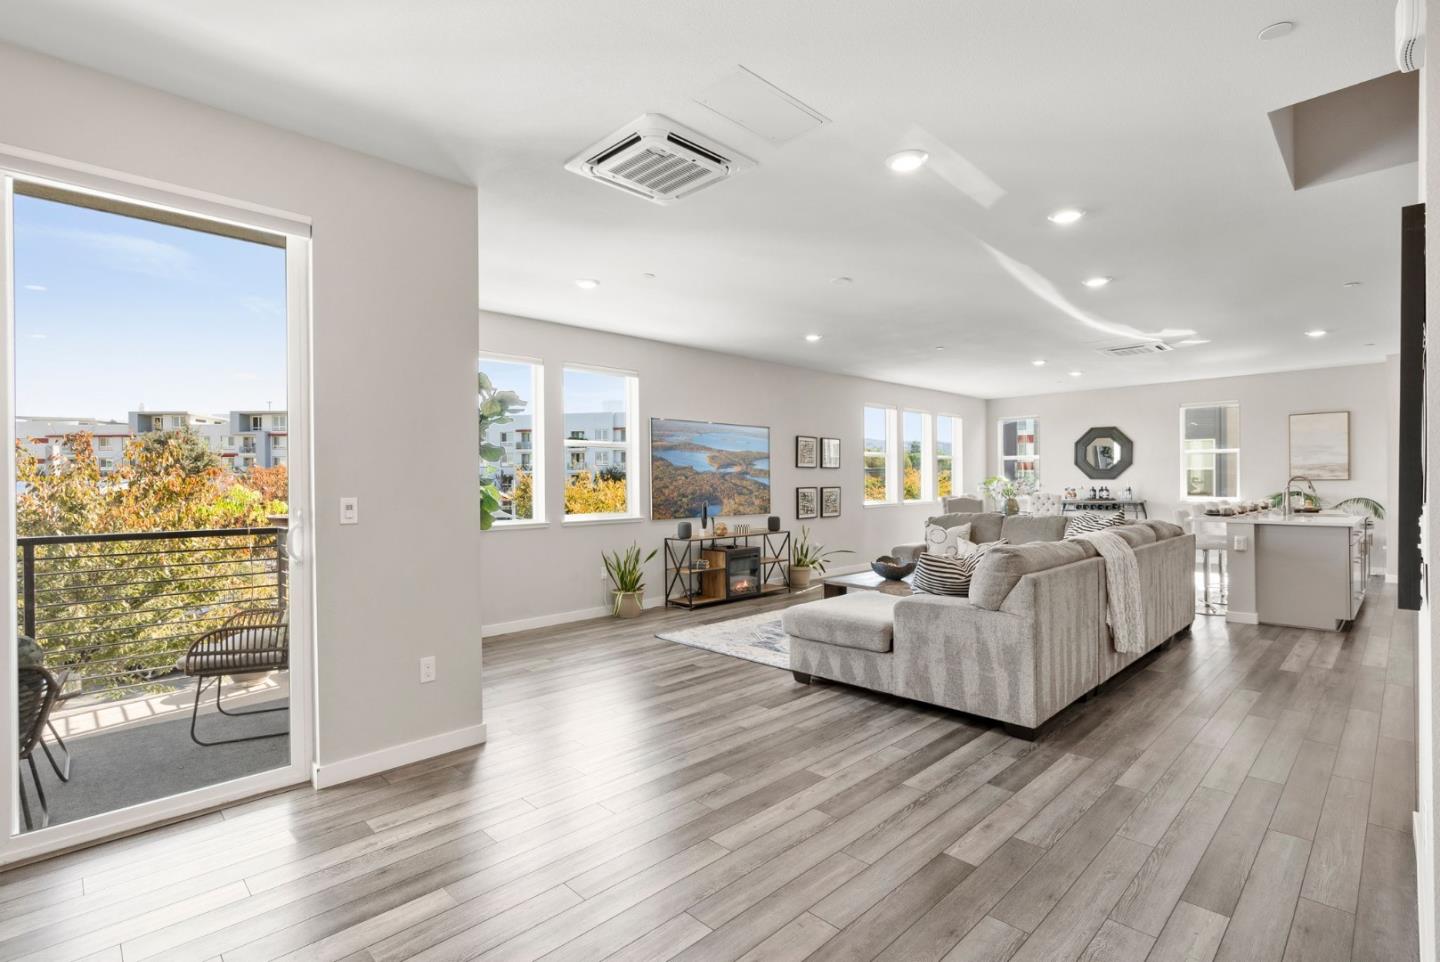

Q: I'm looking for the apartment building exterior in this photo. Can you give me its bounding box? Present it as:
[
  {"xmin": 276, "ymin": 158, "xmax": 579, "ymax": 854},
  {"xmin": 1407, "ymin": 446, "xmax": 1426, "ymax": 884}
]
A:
[
  {"xmin": 16, "ymin": 408, "xmax": 289, "ymax": 475},
  {"xmin": 487, "ymin": 411, "xmax": 627, "ymax": 487}
]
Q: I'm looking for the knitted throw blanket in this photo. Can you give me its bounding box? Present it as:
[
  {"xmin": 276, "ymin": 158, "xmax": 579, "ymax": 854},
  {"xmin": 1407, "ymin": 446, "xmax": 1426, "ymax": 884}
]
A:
[{"xmin": 1077, "ymin": 530, "xmax": 1146, "ymax": 654}]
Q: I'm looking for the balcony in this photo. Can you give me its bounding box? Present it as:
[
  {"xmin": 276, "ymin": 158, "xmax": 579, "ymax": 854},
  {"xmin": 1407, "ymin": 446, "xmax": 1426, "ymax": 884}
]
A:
[{"xmin": 16, "ymin": 527, "xmax": 291, "ymax": 829}]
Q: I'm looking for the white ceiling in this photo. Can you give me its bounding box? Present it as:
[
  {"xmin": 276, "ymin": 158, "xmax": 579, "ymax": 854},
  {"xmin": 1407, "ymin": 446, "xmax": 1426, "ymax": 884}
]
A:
[{"xmin": 0, "ymin": 1, "xmax": 1417, "ymax": 398}]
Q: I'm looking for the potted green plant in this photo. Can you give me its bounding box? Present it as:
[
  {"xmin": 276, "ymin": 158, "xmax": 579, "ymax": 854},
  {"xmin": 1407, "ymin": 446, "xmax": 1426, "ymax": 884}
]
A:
[
  {"xmin": 602, "ymin": 543, "xmax": 657, "ymax": 618},
  {"xmin": 790, "ymin": 526, "xmax": 852, "ymax": 589}
]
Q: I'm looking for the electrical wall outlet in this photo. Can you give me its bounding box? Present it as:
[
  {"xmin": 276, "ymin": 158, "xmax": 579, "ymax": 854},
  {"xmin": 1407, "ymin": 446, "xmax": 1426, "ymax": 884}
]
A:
[
  {"xmin": 419, "ymin": 656, "xmax": 436, "ymax": 683},
  {"xmin": 1233, "ymin": 534, "xmax": 1250, "ymax": 552},
  {"xmin": 340, "ymin": 497, "xmax": 359, "ymax": 525}
]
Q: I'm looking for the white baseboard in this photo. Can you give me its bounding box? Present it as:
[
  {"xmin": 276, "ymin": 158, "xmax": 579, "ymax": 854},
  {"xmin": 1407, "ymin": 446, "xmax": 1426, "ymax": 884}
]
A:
[
  {"xmin": 1225, "ymin": 610, "xmax": 1260, "ymax": 625},
  {"xmin": 481, "ymin": 566, "xmax": 849, "ymax": 639},
  {"xmin": 1388, "ymin": 571, "xmax": 1400, "ymax": 584},
  {"xmin": 1418, "ymin": 809, "xmax": 1435, "ymax": 962},
  {"xmin": 313, "ymin": 723, "xmax": 488, "ymax": 788}
]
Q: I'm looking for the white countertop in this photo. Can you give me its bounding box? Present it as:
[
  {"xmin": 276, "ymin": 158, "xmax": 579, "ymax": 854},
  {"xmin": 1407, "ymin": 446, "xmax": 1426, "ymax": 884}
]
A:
[{"xmin": 1221, "ymin": 511, "xmax": 1364, "ymax": 528}]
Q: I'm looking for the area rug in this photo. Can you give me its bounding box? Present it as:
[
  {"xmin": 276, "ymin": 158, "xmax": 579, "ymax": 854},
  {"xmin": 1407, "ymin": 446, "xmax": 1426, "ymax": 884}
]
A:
[{"xmin": 656, "ymin": 611, "xmax": 791, "ymax": 669}]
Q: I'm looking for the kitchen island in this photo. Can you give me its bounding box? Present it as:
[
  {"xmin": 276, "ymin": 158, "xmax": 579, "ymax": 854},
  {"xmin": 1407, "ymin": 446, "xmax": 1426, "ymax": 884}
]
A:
[{"xmin": 1224, "ymin": 511, "xmax": 1371, "ymax": 630}]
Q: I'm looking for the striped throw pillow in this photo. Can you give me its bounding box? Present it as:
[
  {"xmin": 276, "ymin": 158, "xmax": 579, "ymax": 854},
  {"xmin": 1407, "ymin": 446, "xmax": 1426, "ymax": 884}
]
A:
[
  {"xmin": 1064, "ymin": 510, "xmax": 1126, "ymax": 539},
  {"xmin": 912, "ymin": 539, "xmax": 1008, "ymax": 596}
]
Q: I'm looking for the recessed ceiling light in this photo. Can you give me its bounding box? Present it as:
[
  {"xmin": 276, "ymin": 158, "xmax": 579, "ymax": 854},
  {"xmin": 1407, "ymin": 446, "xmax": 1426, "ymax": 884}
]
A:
[
  {"xmin": 1032, "ymin": 359, "xmax": 1047, "ymax": 367},
  {"xmin": 805, "ymin": 334, "xmax": 823, "ymax": 342},
  {"xmin": 885, "ymin": 149, "xmax": 929, "ymax": 173},
  {"xmin": 641, "ymin": 272, "xmax": 656, "ymax": 279},
  {"xmin": 1258, "ymin": 21, "xmax": 1295, "ymax": 41},
  {"xmin": 1047, "ymin": 208, "xmax": 1086, "ymax": 225},
  {"xmin": 1068, "ymin": 370, "xmax": 1084, "ymax": 377},
  {"xmin": 1342, "ymin": 281, "xmax": 1362, "ymax": 288},
  {"xmin": 1304, "ymin": 329, "xmax": 1328, "ymax": 338},
  {"xmin": 1082, "ymin": 276, "xmax": 1112, "ymax": 289},
  {"xmin": 575, "ymin": 278, "xmax": 600, "ymax": 290},
  {"xmin": 832, "ymin": 276, "xmax": 853, "ymax": 285},
  {"xmin": 1178, "ymin": 338, "xmax": 1212, "ymax": 346},
  {"xmin": 935, "ymin": 346, "xmax": 946, "ymax": 352}
]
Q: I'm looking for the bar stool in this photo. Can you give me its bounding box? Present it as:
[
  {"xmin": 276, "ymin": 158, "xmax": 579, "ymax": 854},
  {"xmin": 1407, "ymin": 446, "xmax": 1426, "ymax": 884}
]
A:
[{"xmin": 1177, "ymin": 506, "xmax": 1228, "ymax": 614}]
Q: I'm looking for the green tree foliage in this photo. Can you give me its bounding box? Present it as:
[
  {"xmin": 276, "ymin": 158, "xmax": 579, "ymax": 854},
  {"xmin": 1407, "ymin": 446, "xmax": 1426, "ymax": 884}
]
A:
[
  {"xmin": 478, "ymin": 370, "xmax": 528, "ymax": 528},
  {"xmin": 15, "ymin": 431, "xmax": 288, "ymax": 696}
]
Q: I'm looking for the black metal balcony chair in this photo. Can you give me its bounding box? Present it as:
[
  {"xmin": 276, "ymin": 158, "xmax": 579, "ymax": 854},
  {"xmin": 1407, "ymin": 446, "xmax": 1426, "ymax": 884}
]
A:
[
  {"xmin": 180, "ymin": 609, "xmax": 289, "ymax": 746},
  {"xmin": 17, "ymin": 665, "xmax": 66, "ymax": 830}
]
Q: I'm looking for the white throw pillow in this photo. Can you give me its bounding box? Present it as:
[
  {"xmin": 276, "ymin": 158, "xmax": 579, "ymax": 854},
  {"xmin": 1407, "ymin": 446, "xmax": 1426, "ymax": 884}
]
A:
[{"xmin": 924, "ymin": 522, "xmax": 973, "ymax": 558}]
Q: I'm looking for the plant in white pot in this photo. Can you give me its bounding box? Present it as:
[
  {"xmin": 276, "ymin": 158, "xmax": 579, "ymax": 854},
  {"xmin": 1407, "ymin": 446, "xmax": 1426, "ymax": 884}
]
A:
[
  {"xmin": 602, "ymin": 543, "xmax": 657, "ymax": 618},
  {"xmin": 790, "ymin": 526, "xmax": 852, "ymax": 589}
]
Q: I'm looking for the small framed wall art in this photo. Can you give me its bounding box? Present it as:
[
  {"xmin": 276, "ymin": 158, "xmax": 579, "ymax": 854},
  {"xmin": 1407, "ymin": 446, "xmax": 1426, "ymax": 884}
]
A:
[
  {"xmin": 821, "ymin": 437, "xmax": 841, "ymax": 469},
  {"xmin": 796, "ymin": 435, "xmax": 819, "ymax": 468},
  {"xmin": 821, "ymin": 486, "xmax": 841, "ymax": 518},
  {"xmin": 796, "ymin": 486, "xmax": 818, "ymax": 519}
]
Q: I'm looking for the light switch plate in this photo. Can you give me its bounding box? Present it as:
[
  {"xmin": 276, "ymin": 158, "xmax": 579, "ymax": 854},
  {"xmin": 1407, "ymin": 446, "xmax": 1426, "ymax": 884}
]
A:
[
  {"xmin": 340, "ymin": 497, "xmax": 359, "ymax": 525},
  {"xmin": 419, "ymin": 656, "xmax": 436, "ymax": 684}
]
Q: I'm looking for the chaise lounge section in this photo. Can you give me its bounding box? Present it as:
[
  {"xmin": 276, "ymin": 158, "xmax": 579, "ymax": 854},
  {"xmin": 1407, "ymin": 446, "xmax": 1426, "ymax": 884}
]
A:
[{"xmin": 782, "ymin": 513, "xmax": 1195, "ymax": 737}]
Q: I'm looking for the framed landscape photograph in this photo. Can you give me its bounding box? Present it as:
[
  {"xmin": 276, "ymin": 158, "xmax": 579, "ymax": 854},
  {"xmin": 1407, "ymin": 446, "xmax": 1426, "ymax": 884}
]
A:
[
  {"xmin": 650, "ymin": 418, "xmax": 772, "ymax": 520},
  {"xmin": 796, "ymin": 435, "xmax": 818, "ymax": 468},
  {"xmin": 821, "ymin": 437, "xmax": 841, "ymax": 469},
  {"xmin": 821, "ymin": 486, "xmax": 841, "ymax": 517},
  {"xmin": 796, "ymin": 486, "xmax": 818, "ymax": 519},
  {"xmin": 1289, "ymin": 411, "xmax": 1350, "ymax": 480}
]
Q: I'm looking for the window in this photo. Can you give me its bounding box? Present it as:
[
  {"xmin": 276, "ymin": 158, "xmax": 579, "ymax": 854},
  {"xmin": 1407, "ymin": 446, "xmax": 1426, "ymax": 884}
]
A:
[
  {"xmin": 563, "ymin": 366, "xmax": 638, "ymax": 519},
  {"xmin": 901, "ymin": 410, "xmax": 932, "ymax": 501},
  {"xmin": 998, "ymin": 417, "xmax": 1039, "ymax": 484},
  {"xmin": 275, "ymin": 415, "xmax": 287, "ymax": 429},
  {"xmin": 864, "ymin": 406, "xmax": 896, "ymax": 504},
  {"xmin": 250, "ymin": 415, "xmax": 263, "ymax": 430},
  {"xmin": 1182, "ymin": 402, "xmax": 1240, "ymax": 498},
  {"xmin": 936, "ymin": 415, "xmax": 961, "ymax": 498},
  {"xmin": 479, "ymin": 355, "xmax": 543, "ymax": 524}
]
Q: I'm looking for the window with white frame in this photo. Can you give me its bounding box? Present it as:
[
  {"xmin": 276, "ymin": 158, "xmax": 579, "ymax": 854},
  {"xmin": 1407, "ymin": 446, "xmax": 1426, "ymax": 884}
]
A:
[
  {"xmin": 563, "ymin": 366, "xmax": 638, "ymax": 519},
  {"xmin": 863, "ymin": 405, "xmax": 896, "ymax": 504},
  {"xmin": 936, "ymin": 415, "xmax": 961, "ymax": 498},
  {"xmin": 479, "ymin": 355, "xmax": 544, "ymax": 524},
  {"xmin": 1181, "ymin": 402, "xmax": 1240, "ymax": 498},
  {"xmin": 998, "ymin": 417, "xmax": 1039, "ymax": 484},
  {"xmin": 901, "ymin": 410, "xmax": 932, "ymax": 501}
]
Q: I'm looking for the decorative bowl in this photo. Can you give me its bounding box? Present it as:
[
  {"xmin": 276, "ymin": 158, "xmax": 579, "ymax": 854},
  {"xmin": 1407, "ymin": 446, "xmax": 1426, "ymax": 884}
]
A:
[{"xmin": 871, "ymin": 555, "xmax": 916, "ymax": 580}]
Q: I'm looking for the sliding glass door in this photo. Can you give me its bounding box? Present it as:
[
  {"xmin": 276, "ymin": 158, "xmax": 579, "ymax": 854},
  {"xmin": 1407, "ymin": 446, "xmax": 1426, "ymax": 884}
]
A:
[{"xmin": 1, "ymin": 168, "xmax": 313, "ymax": 860}]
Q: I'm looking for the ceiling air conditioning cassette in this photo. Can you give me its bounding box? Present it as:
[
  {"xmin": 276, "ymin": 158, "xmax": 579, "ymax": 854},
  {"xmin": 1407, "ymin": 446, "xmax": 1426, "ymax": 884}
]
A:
[
  {"xmin": 1099, "ymin": 342, "xmax": 1174, "ymax": 358},
  {"xmin": 1396, "ymin": 0, "xmax": 1425, "ymax": 72},
  {"xmin": 565, "ymin": 114, "xmax": 755, "ymax": 205}
]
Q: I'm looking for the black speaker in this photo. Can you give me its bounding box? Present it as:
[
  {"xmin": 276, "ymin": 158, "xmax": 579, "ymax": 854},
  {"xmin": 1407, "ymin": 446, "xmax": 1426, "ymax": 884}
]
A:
[
  {"xmin": 768, "ymin": 516, "xmax": 781, "ymax": 532},
  {"xmin": 677, "ymin": 521, "xmax": 692, "ymax": 539}
]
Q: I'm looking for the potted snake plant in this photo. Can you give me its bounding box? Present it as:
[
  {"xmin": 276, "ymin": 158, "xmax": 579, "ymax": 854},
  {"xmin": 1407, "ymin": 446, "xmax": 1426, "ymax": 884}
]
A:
[
  {"xmin": 602, "ymin": 543, "xmax": 657, "ymax": 618},
  {"xmin": 790, "ymin": 526, "xmax": 852, "ymax": 589}
]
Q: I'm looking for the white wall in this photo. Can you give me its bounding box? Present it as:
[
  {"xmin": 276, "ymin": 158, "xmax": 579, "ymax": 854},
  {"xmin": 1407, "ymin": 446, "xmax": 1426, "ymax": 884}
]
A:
[
  {"xmin": 0, "ymin": 43, "xmax": 484, "ymax": 773},
  {"xmin": 478, "ymin": 311, "xmax": 987, "ymax": 633},
  {"xmin": 986, "ymin": 363, "xmax": 1394, "ymax": 564}
]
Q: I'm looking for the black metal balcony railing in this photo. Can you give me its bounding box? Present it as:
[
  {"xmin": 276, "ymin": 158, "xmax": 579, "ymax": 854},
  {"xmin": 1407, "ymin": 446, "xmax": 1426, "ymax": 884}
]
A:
[{"xmin": 17, "ymin": 527, "xmax": 287, "ymax": 700}]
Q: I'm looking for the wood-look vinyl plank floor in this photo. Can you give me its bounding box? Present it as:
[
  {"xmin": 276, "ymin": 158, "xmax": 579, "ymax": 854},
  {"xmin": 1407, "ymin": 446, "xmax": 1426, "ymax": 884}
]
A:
[{"xmin": 0, "ymin": 580, "xmax": 1417, "ymax": 961}]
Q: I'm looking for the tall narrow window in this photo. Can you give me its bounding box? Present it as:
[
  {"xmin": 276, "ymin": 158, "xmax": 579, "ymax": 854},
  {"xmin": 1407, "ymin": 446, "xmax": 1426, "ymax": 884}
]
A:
[
  {"xmin": 564, "ymin": 366, "xmax": 639, "ymax": 519},
  {"xmin": 479, "ymin": 356, "xmax": 542, "ymax": 524},
  {"xmin": 864, "ymin": 406, "xmax": 896, "ymax": 504},
  {"xmin": 998, "ymin": 417, "xmax": 1039, "ymax": 483},
  {"xmin": 901, "ymin": 410, "xmax": 932, "ymax": 501},
  {"xmin": 1181, "ymin": 402, "xmax": 1240, "ymax": 498},
  {"xmin": 936, "ymin": 415, "xmax": 961, "ymax": 498}
]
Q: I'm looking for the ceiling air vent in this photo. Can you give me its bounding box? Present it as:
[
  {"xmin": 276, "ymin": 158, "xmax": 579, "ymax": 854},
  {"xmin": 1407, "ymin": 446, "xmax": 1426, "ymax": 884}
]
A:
[
  {"xmin": 1099, "ymin": 342, "xmax": 1175, "ymax": 358},
  {"xmin": 564, "ymin": 114, "xmax": 755, "ymax": 205}
]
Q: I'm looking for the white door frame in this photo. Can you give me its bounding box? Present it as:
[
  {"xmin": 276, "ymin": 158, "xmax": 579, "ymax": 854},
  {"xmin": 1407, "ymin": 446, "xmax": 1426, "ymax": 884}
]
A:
[{"xmin": 0, "ymin": 155, "xmax": 317, "ymax": 866}]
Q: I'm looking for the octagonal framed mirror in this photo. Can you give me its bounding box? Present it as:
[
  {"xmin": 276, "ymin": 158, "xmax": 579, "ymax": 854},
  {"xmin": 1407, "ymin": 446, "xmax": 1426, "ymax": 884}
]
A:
[{"xmin": 1074, "ymin": 426, "xmax": 1133, "ymax": 479}]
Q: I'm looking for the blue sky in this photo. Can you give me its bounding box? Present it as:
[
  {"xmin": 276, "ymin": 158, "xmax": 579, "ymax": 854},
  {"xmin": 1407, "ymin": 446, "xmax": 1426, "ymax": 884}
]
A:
[{"xmin": 13, "ymin": 195, "xmax": 287, "ymax": 422}]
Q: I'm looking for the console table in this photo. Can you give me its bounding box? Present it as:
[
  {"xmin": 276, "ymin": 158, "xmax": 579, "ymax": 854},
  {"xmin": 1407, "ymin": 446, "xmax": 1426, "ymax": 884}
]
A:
[
  {"xmin": 1062, "ymin": 498, "xmax": 1148, "ymax": 519},
  {"xmin": 663, "ymin": 530, "xmax": 791, "ymax": 609}
]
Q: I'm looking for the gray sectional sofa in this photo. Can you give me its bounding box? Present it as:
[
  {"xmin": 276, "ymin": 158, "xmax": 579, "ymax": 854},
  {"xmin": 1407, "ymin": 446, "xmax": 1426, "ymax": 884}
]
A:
[{"xmin": 781, "ymin": 511, "xmax": 1195, "ymax": 737}]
